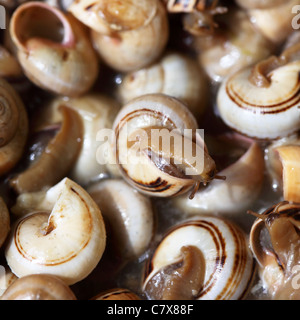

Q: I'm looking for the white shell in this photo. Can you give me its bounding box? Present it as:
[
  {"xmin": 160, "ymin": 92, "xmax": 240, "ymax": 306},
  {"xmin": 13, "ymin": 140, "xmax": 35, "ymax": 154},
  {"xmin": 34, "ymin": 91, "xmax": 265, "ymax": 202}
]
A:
[
  {"xmin": 88, "ymin": 179, "xmax": 154, "ymax": 259},
  {"xmin": 112, "ymin": 93, "xmax": 204, "ymax": 198},
  {"xmin": 143, "ymin": 215, "xmax": 255, "ymax": 300},
  {"xmin": 117, "ymin": 52, "xmax": 208, "ymax": 119},
  {"xmin": 5, "ymin": 178, "xmax": 106, "ymax": 285},
  {"xmin": 37, "ymin": 94, "xmax": 121, "ymax": 186},
  {"xmin": 217, "ymin": 62, "xmax": 300, "ymax": 139}
]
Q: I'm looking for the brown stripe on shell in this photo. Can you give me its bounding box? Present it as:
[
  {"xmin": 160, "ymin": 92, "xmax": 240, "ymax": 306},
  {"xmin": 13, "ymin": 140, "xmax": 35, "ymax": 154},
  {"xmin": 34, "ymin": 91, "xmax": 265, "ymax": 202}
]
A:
[
  {"xmin": 226, "ymin": 76, "xmax": 300, "ymax": 115},
  {"xmin": 14, "ymin": 187, "xmax": 93, "ymax": 266}
]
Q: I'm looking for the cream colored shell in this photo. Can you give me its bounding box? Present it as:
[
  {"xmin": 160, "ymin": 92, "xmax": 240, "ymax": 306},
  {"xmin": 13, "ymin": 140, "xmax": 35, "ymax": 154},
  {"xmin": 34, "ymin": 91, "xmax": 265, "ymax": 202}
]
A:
[
  {"xmin": 69, "ymin": 0, "xmax": 169, "ymax": 72},
  {"xmin": 42, "ymin": 94, "xmax": 121, "ymax": 186},
  {"xmin": 88, "ymin": 179, "xmax": 154, "ymax": 259},
  {"xmin": 117, "ymin": 52, "xmax": 208, "ymax": 119},
  {"xmin": 143, "ymin": 215, "xmax": 255, "ymax": 300},
  {"xmin": 217, "ymin": 61, "xmax": 300, "ymax": 139},
  {"xmin": 173, "ymin": 134, "xmax": 265, "ymax": 220},
  {"xmin": 5, "ymin": 178, "xmax": 106, "ymax": 285}
]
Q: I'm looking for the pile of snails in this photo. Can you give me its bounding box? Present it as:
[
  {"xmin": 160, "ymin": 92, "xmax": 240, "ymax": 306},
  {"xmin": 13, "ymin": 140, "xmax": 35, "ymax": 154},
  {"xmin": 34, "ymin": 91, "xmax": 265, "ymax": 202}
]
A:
[{"xmin": 0, "ymin": 0, "xmax": 299, "ymax": 300}]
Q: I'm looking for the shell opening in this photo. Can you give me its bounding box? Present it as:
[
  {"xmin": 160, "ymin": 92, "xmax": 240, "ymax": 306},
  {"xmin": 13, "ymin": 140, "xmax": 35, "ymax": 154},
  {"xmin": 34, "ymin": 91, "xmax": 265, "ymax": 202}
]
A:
[{"xmin": 12, "ymin": 3, "xmax": 75, "ymax": 49}]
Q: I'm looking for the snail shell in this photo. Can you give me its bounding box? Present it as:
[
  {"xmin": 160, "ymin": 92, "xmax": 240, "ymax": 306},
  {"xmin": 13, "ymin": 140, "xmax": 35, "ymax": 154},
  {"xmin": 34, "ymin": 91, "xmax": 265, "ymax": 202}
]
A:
[
  {"xmin": 245, "ymin": 0, "xmax": 298, "ymax": 45},
  {"xmin": 1, "ymin": 274, "xmax": 77, "ymax": 300},
  {"xmin": 173, "ymin": 133, "xmax": 265, "ymax": 220},
  {"xmin": 9, "ymin": 105, "xmax": 83, "ymax": 194},
  {"xmin": 5, "ymin": 177, "xmax": 106, "ymax": 285},
  {"xmin": 235, "ymin": 0, "xmax": 286, "ymax": 9},
  {"xmin": 0, "ymin": 197, "xmax": 10, "ymax": 248},
  {"xmin": 88, "ymin": 179, "xmax": 154, "ymax": 259},
  {"xmin": 117, "ymin": 52, "xmax": 208, "ymax": 120},
  {"xmin": 36, "ymin": 94, "xmax": 121, "ymax": 186},
  {"xmin": 68, "ymin": 0, "xmax": 169, "ymax": 72},
  {"xmin": 143, "ymin": 215, "xmax": 255, "ymax": 300},
  {"xmin": 10, "ymin": 1, "xmax": 99, "ymax": 96},
  {"xmin": 249, "ymin": 201, "xmax": 300, "ymax": 299},
  {"xmin": 92, "ymin": 288, "xmax": 141, "ymax": 300},
  {"xmin": 0, "ymin": 77, "xmax": 28, "ymax": 176},
  {"xmin": 194, "ymin": 8, "xmax": 274, "ymax": 83},
  {"xmin": 112, "ymin": 93, "xmax": 217, "ymax": 198},
  {"xmin": 217, "ymin": 50, "xmax": 300, "ymax": 139}
]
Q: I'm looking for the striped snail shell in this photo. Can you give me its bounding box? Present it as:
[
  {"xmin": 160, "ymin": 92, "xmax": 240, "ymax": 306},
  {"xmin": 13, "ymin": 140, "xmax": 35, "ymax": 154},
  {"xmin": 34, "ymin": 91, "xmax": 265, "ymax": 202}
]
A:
[
  {"xmin": 112, "ymin": 93, "xmax": 218, "ymax": 198},
  {"xmin": 5, "ymin": 178, "xmax": 106, "ymax": 285},
  {"xmin": 217, "ymin": 43, "xmax": 300, "ymax": 140},
  {"xmin": 143, "ymin": 215, "xmax": 255, "ymax": 300}
]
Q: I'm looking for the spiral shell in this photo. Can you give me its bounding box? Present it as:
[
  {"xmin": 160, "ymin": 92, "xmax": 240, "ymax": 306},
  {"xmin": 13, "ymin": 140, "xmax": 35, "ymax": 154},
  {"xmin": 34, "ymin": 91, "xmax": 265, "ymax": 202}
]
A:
[
  {"xmin": 68, "ymin": 0, "xmax": 169, "ymax": 72},
  {"xmin": 194, "ymin": 9, "xmax": 274, "ymax": 83},
  {"xmin": 9, "ymin": 105, "xmax": 83, "ymax": 194},
  {"xmin": 112, "ymin": 93, "xmax": 217, "ymax": 198},
  {"xmin": 92, "ymin": 288, "xmax": 141, "ymax": 300},
  {"xmin": 1, "ymin": 274, "xmax": 77, "ymax": 300},
  {"xmin": 173, "ymin": 133, "xmax": 265, "ymax": 219},
  {"xmin": 0, "ymin": 77, "xmax": 28, "ymax": 176},
  {"xmin": 117, "ymin": 52, "xmax": 208, "ymax": 120},
  {"xmin": 5, "ymin": 177, "xmax": 106, "ymax": 285},
  {"xmin": 143, "ymin": 215, "xmax": 255, "ymax": 300},
  {"xmin": 245, "ymin": 0, "xmax": 298, "ymax": 45},
  {"xmin": 35, "ymin": 94, "xmax": 121, "ymax": 186},
  {"xmin": 10, "ymin": 1, "xmax": 99, "ymax": 96},
  {"xmin": 217, "ymin": 54, "xmax": 300, "ymax": 139}
]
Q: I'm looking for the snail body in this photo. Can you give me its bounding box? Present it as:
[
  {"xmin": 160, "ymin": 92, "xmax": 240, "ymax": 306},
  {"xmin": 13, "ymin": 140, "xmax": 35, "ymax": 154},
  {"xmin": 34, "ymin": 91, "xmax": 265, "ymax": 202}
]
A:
[
  {"xmin": 88, "ymin": 179, "xmax": 154, "ymax": 259},
  {"xmin": 143, "ymin": 216, "xmax": 255, "ymax": 300},
  {"xmin": 112, "ymin": 93, "xmax": 217, "ymax": 198},
  {"xmin": 68, "ymin": 0, "xmax": 169, "ymax": 72},
  {"xmin": 6, "ymin": 178, "xmax": 106, "ymax": 285},
  {"xmin": 10, "ymin": 1, "xmax": 99, "ymax": 96}
]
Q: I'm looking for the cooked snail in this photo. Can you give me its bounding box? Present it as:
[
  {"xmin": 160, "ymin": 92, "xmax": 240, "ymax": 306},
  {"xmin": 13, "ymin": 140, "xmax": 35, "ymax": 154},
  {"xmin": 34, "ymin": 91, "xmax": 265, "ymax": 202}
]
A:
[
  {"xmin": 143, "ymin": 215, "xmax": 255, "ymax": 300},
  {"xmin": 249, "ymin": 201, "xmax": 300, "ymax": 300},
  {"xmin": 238, "ymin": 0, "xmax": 298, "ymax": 45},
  {"xmin": 0, "ymin": 77, "xmax": 28, "ymax": 176},
  {"xmin": 88, "ymin": 179, "xmax": 154, "ymax": 260},
  {"xmin": 265, "ymin": 135, "xmax": 300, "ymax": 202},
  {"xmin": 1, "ymin": 274, "xmax": 77, "ymax": 300},
  {"xmin": 9, "ymin": 105, "xmax": 83, "ymax": 194},
  {"xmin": 116, "ymin": 52, "xmax": 208, "ymax": 120},
  {"xmin": 173, "ymin": 133, "xmax": 265, "ymax": 220},
  {"xmin": 68, "ymin": 0, "xmax": 169, "ymax": 72},
  {"xmin": 217, "ymin": 42, "xmax": 300, "ymax": 140},
  {"xmin": 33, "ymin": 94, "xmax": 121, "ymax": 186},
  {"xmin": 112, "ymin": 93, "xmax": 219, "ymax": 198},
  {"xmin": 10, "ymin": 1, "xmax": 99, "ymax": 96},
  {"xmin": 6, "ymin": 178, "xmax": 106, "ymax": 285}
]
